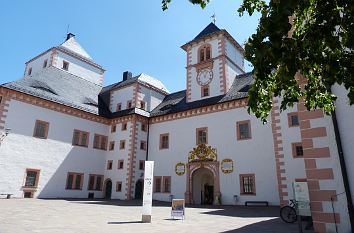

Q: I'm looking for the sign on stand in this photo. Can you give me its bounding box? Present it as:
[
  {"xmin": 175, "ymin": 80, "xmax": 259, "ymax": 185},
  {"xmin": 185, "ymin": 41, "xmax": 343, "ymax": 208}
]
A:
[
  {"xmin": 142, "ymin": 161, "xmax": 154, "ymax": 223},
  {"xmin": 171, "ymin": 199, "xmax": 185, "ymax": 220},
  {"xmin": 293, "ymin": 182, "xmax": 311, "ymax": 217}
]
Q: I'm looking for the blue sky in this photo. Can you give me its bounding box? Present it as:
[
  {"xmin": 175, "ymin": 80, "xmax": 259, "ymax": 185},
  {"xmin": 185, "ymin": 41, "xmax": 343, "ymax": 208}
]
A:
[{"xmin": 0, "ymin": 1, "xmax": 260, "ymax": 93}]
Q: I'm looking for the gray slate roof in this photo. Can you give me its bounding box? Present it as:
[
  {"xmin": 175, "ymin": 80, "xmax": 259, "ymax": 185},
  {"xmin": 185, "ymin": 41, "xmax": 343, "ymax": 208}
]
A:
[
  {"xmin": 2, "ymin": 67, "xmax": 253, "ymax": 118},
  {"xmin": 150, "ymin": 72, "xmax": 253, "ymax": 117},
  {"xmin": 194, "ymin": 23, "xmax": 221, "ymax": 40},
  {"xmin": 2, "ymin": 67, "xmax": 103, "ymax": 114}
]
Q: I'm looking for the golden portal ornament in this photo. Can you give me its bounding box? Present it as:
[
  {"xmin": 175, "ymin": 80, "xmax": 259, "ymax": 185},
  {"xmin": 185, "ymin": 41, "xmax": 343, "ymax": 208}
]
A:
[
  {"xmin": 221, "ymin": 159, "xmax": 233, "ymax": 174},
  {"xmin": 188, "ymin": 144, "xmax": 217, "ymax": 162},
  {"xmin": 175, "ymin": 162, "xmax": 186, "ymax": 176}
]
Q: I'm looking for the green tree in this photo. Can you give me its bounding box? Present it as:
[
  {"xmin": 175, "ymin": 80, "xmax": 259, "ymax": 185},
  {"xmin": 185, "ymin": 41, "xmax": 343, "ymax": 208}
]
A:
[{"xmin": 162, "ymin": 0, "xmax": 354, "ymax": 122}]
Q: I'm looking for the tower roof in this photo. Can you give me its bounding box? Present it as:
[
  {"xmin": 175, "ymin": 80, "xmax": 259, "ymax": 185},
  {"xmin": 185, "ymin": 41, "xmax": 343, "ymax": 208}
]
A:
[
  {"xmin": 193, "ymin": 23, "xmax": 221, "ymax": 40},
  {"xmin": 60, "ymin": 34, "xmax": 92, "ymax": 60}
]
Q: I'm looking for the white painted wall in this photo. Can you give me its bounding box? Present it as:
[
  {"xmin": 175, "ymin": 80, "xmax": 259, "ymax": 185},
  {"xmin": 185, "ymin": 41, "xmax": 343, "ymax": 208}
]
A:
[
  {"xmin": 225, "ymin": 38, "xmax": 244, "ymax": 71},
  {"xmin": 110, "ymin": 86, "xmax": 135, "ymax": 112},
  {"xmin": 54, "ymin": 51, "xmax": 103, "ymax": 86},
  {"xmin": 0, "ymin": 100, "xmax": 107, "ymax": 198},
  {"xmin": 25, "ymin": 51, "xmax": 52, "ymax": 77},
  {"xmin": 148, "ymin": 106, "xmax": 279, "ymax": 205},
  {"xmin": 137, "ymin": 85, "xmax": 165, "ymax": 112}
]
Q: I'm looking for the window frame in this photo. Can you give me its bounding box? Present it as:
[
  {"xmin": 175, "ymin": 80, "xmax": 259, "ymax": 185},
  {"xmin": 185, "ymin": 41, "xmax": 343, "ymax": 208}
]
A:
[
  {"xmin": 196, "ymin": 127, "xmax": 208, "ymax": 145},
  {"xmin": 28, "ymin": 67, "xmax": 32, "ymax": 75},
  {"xmin": 140, "ymin": 140, "xmax": 147, "ymax": 151},
  {"xmin": 72, "ymin": 129, "xmax": 89, "ymax": 147},
  {"xmin": 198, "ymin": 44, "xmax": 212, "ymax": 63},
  {"xmin": 239, "ymin": 174, "xmax": 256, "ymax": 195},
  {"xmin": 139, "ymin": 160, "xmax": 145, "ymax": 170},
  {"xmin": 62, "ymin": 61, "xmax": 69, "ymax": 71},
  {"xmin": 87, "ymin": 174, "xmax": 103, "ymax": 191},
  {"xmin": 118, "ymin": 160, "xmax": 124, "ymax": 169},
  {"xmin": 33, "ymin": 120, "xmax": 49, "ymax": 139},
  {"xmin": 24, "ymin": 168, "xmax": 40, "ymax": 188},
  {"xmin": 127, "ymin": 100, "xmax": 132, "ymax": 109},
  {"xmin": 154, "ymin": 176, "xmax": 162, "ymax": 193},
  {"xmin": 111, "ymin": 125, "xmax": 117, "ymax": 133},
  {"xmin": 65, "ymin": 172, "xmax": 84, "ymax": 190},
  {"xmin": 201, "ymin": 85, "xmax": 210, "ymax": 98},
  {"xmin": 93, "ymin": 134, "xmax": 108, "ymax": 150},
  {"xmin": 107, "ymin": 160, "xmax": 113, "ymax": 170},
  {"xmin": 140, "ymin": 101, "xmax": 146, "ymax": 110},
  {"xmin": 163, "ymin": 176, "xmax": 171, "ymax": 193},
  {"xmin": 121, "ymin": 123, "xmax": 128, "ymax": 131},
  {"xmin": 109, "ymin": 141, "xmax": 115, "ymax": 151},
  {"xmin": 119, "ymin": 140, "xmax": 126, "ymax": 150},
  {"xmin": 116, "ymin": 181, "xmax": 122, "ymax": 192},
  {"xmin": 141, "ymin": 123, "xmax": 147, "ymax": 132},
  {"xmin": 236, "ymin": 120, "xmax": 252, "ymax": 140},
  {"xmin": 292, "ymin": 142, "xmax": 304, "ymax": 158},
  {"xmin": 43, "ymin": 59, "xmax": 48, "ymax": 68},
  {"xmin": 288, "ymin": 112, "xmax": 300, "ymax": 127},
  {"xmin": 116, "ymin": 103, "xmax": 122, "ymax": 111},
  {"xmin": 159, "ymin": 133, "xmax": 169, "ymax": 150}
]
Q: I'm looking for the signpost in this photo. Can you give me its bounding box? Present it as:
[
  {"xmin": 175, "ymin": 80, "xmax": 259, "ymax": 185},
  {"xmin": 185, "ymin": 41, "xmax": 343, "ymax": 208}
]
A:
[
  {"xmin": 171, "ymin": 199, "xmax": 185, "ymax": 219},
  {"xmin": 142, "ymin": 161, "xmax": 154, "ymax": 223}
]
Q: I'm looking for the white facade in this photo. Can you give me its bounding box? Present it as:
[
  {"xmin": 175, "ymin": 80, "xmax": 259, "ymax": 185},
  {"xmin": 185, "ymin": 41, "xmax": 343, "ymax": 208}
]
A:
[{"xmin": 0, "ymin": 25, "xmax": 353, "ymax": 233}]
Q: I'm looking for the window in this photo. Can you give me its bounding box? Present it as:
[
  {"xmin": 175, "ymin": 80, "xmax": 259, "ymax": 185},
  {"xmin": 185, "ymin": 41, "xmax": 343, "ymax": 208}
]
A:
[
  {"xmin": 24, "ymin": 169, "xmax": 40, "ymax": 187},
  {"xmin": 93, "ymin": 134, "xmax": 108, "ymax": 150},
  {"xmin": 28, "ymin": 67, "xmax": 32, "ymax": 75},
  {"xmin": 199, "ymin": 44, "xmax": 212, "ymax": 62},
  {"xmin": 127, "ymin": 100, "xmax": 132, "ymax": 109},
  {"xmin": 66, "ymin": 172, "xmax": 83, "ymax": 190},
  {"xmin": 43, "ymin": 59, "xmax": 48, "ymax": 68},
  {"xmin": 62, "ymin": 61, "xmax": 69, "ymax": 71},
  {"xmin": 116, "ymin": 103, "xmax": 122, "ymax": 111},
  {"xmin": 163, "ymin": 176, "xmax": 171, "ymax": 193},
  {"xmin": 140, "ymin": 101, "xmax": 146, "ymax": 110},
  {"xmin": 237, "ymin": 120, "xmax": 251, "ymax": 140},
  {"xmin": 111, "ymin": 125, "xmax": 116, "ymax": 133},
  {"xmin": 288, "ymin": 112, "xmax": 299, "ymax": 127},
  {"xmin": 240, "ymin": 174, "xmax": 256, "ymax": 195},
  {"xmin": 33, "ymin": 120, "xmax": 49, "ymax": 139},
  {"xmin": 88, "ymin": 174, "xmax": 103, "ymax": 191},
  {"xmin": 118, "ymin": 160, "xmax": 124, "ymax": 169},
  {"xmin": 139, "ymin": 160, "xmax": 145, "ymax": 170},
  {"xmin": 107, "ymin": 160, "xmax": 113, "ymax": 170},
  {"xmin": 141, "ymin": 123, "xmax": 147, "ymax": 132},
  {"xmin": 201, "ymin": 86, "xmax": 209, "ymax": 97},
  {"xmin": 159, "ymin": 133, "xmax": 169, "ymax": 149},
  {"xmin": 72, "ymin": 129, "xmax": 89, "ymax": 147},
  {"xmin": 154, "ymin": 177, "xmax": 162, "ymax": 193},
  {"xmin": 109, "ymin": 141, "xmax": 115, "ymax": 151},
  {"xmin": 121, "ymin": 123, "xmax": 127, "ymax": 131},
  {"xmin": 140, "ymin": 140, "xmax": 147, "ymax": 150},
  {"xmin": 116, "ymin": 182, "xmax": 122, "ymax": 192},
  {"xmin": 196, "ymin": 127, "xmax": 208, "ymax": 145},
  {"xmin": 119, "ymin": 140, "xmax": 126, "ymax": 150},
  {"xmin": 292, "ymin": 142, "xmax": 304, "ymax": 158}
]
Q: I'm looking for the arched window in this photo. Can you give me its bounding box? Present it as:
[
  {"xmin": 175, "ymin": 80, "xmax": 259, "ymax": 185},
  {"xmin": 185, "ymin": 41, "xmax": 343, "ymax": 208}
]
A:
[{"xmin": 199, "ymin": 44, "xmax": 212, "ymax": 62}]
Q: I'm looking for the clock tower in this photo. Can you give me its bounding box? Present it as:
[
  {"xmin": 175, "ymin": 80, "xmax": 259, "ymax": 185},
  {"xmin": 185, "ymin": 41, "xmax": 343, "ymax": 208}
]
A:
[{"xmin": 181, "ymin": 23, "xmax": 245, "ymax": 102}]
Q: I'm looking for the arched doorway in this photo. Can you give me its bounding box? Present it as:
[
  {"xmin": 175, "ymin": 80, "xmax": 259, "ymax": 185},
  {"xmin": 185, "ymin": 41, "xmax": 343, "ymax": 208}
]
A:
[
  {"xmin": 134, "ymin": 179, "xmax": 143, "ymax": 199},
  {"xmin": 104, "ymin": 179, "xmax": 112, "ymax": 199},
  {"xmin": 192, "ymin": 168, "xmax": 214, "ymax": 204}
]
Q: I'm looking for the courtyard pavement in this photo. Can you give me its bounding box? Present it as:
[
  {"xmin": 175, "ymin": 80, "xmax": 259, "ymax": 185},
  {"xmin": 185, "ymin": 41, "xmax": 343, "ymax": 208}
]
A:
[{"xmin": 0, "ymin": 199, "xmax": 313, "ymax": 233}]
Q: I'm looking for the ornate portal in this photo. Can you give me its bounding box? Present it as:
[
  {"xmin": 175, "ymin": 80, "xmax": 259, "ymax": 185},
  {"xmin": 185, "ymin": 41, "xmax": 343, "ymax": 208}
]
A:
[
  {"xmin": 221, "ymin": 159, "xmax": 234, "ymax": 174},
  {"xmin": 188, "ymin": 144, "xmax": 217, "ymax": 162}
]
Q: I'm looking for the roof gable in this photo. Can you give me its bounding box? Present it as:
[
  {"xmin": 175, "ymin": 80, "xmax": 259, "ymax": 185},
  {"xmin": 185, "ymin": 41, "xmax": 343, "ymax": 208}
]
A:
[
  {"xmin": 60, "ymin": 36, "xmax": 92, "ymax": 60},
  {"xmin": 194, "ymin": 23, "xmax": 221, "ymax": 40}
]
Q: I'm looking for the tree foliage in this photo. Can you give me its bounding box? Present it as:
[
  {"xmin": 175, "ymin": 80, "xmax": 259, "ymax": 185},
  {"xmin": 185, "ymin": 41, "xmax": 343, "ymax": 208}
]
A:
[{"xmin": 162, "ymin": 0, "xmax": 354, "ymax": 122}]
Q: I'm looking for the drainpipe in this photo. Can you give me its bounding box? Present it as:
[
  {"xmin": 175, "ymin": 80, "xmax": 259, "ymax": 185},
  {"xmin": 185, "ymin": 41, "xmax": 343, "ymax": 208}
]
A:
[
  {"xmin": 146, "ymin": 117, "xmax": 150, "ymax": 161},
  {"xmin": 330, "ymin": 107, "xmax": 354, "ymax": 231}
]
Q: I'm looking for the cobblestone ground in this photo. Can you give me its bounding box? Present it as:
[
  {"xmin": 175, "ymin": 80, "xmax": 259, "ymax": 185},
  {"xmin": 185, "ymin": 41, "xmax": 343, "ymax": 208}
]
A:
[{"xmin": 0, "ymin": 199, "xmax": 313, "ymax": 233}]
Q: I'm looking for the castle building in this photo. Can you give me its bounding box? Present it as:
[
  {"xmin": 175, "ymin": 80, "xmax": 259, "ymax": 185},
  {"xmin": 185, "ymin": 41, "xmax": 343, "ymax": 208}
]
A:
[{"xmin": 0, "ymin": 23, "xmax": 353, "ymax": 233}]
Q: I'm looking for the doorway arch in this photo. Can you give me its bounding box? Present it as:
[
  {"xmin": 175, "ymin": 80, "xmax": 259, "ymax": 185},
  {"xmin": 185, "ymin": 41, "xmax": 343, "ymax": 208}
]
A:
[
  {"xmin": 185, "ymin": 161, "xmax": 220, "ymax": 204},
  {"xmin": 103, "ymin": 179, "xmax": 112, "ymax": 199},
  {"xmin": 134, "ymin": 179, "xmax": 143, "ymax": 199},
  {"xmin": 192, "ymin": 167, "xmax": 214, "ymax": 204}
]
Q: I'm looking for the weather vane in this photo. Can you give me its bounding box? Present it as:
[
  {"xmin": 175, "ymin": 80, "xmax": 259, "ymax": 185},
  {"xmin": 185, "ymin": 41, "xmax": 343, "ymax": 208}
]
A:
[{"xmin": 211, "ymin": 13, "xmax": 216, "ymax": 24}]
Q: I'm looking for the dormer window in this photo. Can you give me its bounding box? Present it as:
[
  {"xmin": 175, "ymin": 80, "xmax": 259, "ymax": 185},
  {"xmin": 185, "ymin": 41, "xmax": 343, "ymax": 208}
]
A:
[
  {"xmin": 62, "ymin": 61, "xmax": 69, "ymax": 71},
  {"xmin": 43, "ymin": 59, "xmax": 48, "ymax": 68},
  {"xmin": 199, "ymin": 44, "xmax": 212, "ymax": 62}
]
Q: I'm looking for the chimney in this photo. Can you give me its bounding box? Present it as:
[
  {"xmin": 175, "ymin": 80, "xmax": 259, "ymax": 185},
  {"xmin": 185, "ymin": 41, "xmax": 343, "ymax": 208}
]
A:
[
  {"xmin": 66, "ymin": 33, "xmax": 75, "ymax": 41},
  {"xmin": 123, "ymin": 71, "xmax": 132, "ymax": 81}
]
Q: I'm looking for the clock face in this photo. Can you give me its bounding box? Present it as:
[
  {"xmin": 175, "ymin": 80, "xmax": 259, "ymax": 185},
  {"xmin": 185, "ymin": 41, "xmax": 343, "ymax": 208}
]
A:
[{"xmin": 197, "ymin": 69, "xmax": 213, "ymax": 86}]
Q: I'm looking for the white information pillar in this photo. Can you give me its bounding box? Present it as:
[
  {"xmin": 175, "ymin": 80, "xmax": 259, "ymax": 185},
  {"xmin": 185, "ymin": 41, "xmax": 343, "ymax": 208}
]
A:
[{"xmin": 142, "ymin": 161, "xmax": 154, "ymax": 223}]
